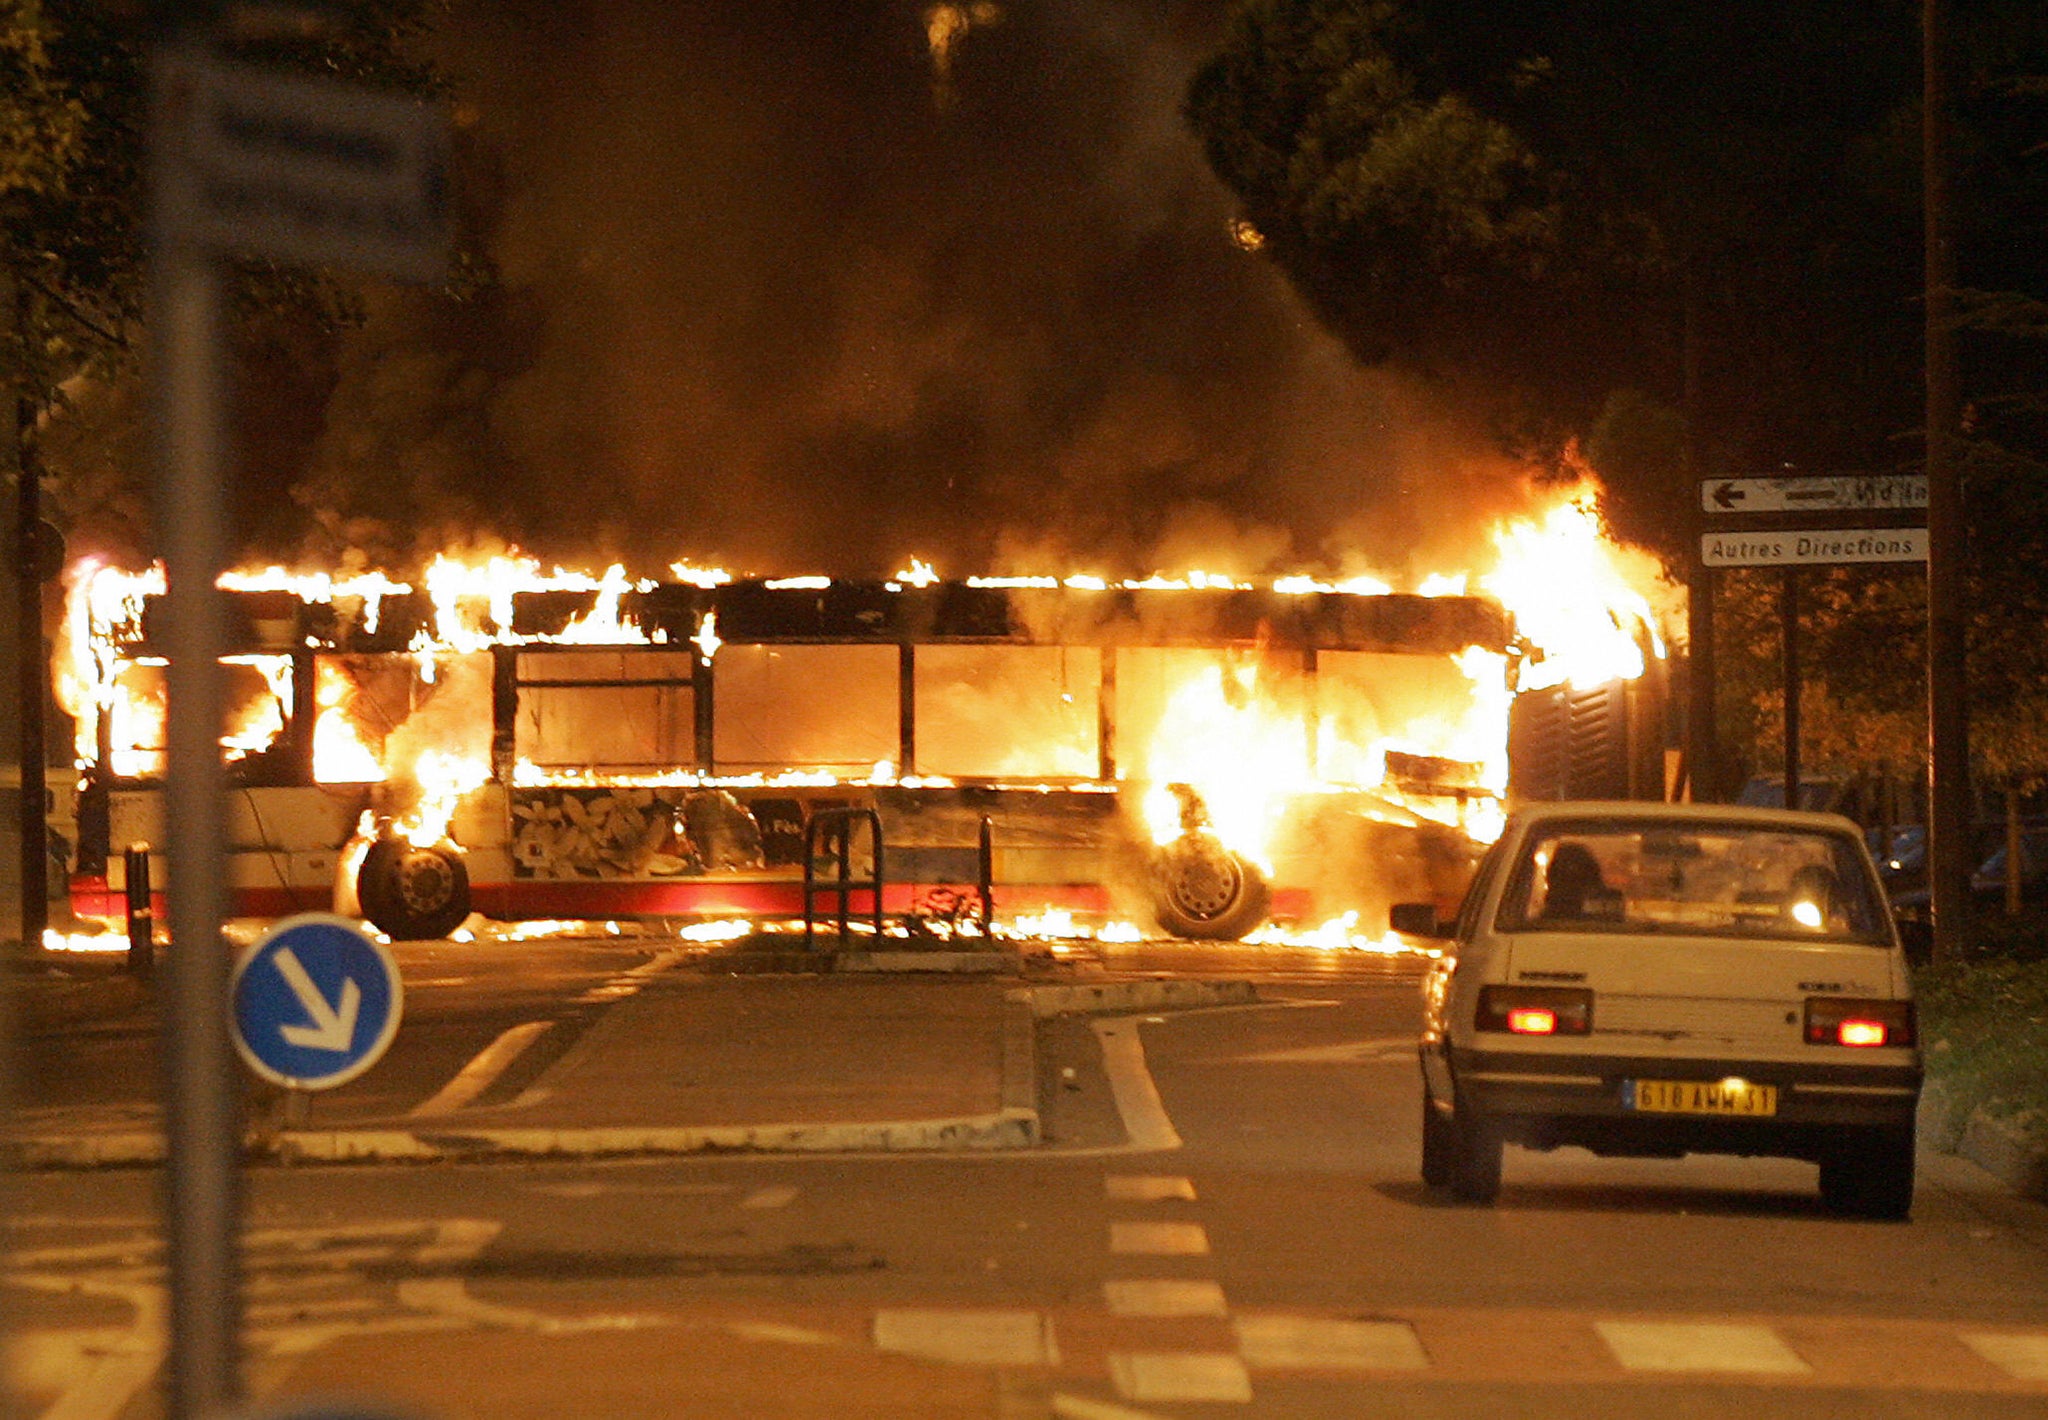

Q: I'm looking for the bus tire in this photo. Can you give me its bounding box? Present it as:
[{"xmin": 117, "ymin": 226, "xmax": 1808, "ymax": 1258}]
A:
[
  {"xmin": 1151, "ymin": 833, "xmax": 1271, "ymax": 940},
  {"xmin": 357, "ymin": 839, "xmax": 471, "ymax": 941}
]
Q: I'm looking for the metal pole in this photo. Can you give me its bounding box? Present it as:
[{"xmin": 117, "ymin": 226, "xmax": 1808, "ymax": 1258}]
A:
[
  {"xmin": 1682, "ymin": 269, "xmax": 1717, "ymax": 803},
  {"xmin": 150, "ymin": 190, "xmax": 243, "ymax": 1419},
  {"xmin": 1783, "ymin": 567, "xmax": 1801, "ymax": 810},
  {"xmin": 10, "ymin": 270, "xmax": 47, "ymax": 952},
  {"xmin": 1924, "ymin": 0, "xmax": 1972, "ymax": 960}
]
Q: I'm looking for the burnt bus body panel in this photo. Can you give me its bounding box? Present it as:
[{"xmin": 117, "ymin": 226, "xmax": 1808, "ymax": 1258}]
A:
[{"xmin": 64, "ymin": 578, "xmax": 1646, "ymax": 935}]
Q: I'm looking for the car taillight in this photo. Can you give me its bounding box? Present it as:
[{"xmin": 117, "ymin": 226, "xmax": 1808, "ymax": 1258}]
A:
[
  {"xmin": 1478, "ymin": 985, "xmax": 1592, "ymax": 1036},
  {"xmin": 1804, "ymin": 997, "xmax": 1915, "ymax": 1048}
]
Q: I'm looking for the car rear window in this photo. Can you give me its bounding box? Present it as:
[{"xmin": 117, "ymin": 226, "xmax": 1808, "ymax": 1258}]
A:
[{"xmin": 1496, "ymin": 819, "xmax": 1891, "ymax": 943}]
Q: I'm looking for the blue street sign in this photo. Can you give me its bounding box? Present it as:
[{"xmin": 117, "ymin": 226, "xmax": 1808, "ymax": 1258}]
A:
[{"xmin": 232, "ymin": 914, "xmax": 404, "ymax": 1090}]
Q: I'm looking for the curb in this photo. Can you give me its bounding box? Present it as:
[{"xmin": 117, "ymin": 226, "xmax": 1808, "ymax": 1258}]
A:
[
  {"xmin": 1013, "ymin": 978, "xmax": 1260, "ymax": 1019},
  {"xmin": 1922, "ymin": 1080, "xmax": 2048, "ymax": 1201},
  {"xmin": 7, "ymin": 1110, "xmax": 1041, "ymax": 1169},
  {"xmin": 6, "ymin": 977, "xmax": 1260, "ymax": 1169},
  {"xmin": 690, "ymin": 950, "xmax": 1018, "ymax": 975}
]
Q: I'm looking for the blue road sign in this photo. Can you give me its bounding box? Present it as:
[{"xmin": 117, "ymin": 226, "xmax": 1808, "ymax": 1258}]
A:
[{"xmin": 232, "ymin": 914, "xmax": 404, "ymax": 1090}]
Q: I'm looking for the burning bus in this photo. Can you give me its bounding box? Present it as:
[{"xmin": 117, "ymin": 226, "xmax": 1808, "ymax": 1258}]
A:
[{"xmin": 48, "ymin": 495, "xmax": 1672, "ymax": 945}]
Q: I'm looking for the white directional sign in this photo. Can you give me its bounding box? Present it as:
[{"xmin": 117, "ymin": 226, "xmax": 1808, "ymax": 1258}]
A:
[
  {"xmin": 232, "ymin": 914, "xmax": 403, "ymax": 1090},
  {"xmin": 1701, "ymin": 475, "xmax": 1928, "ymax": 515},
  {"xmin": 155, "ymin": 49, "xmax": 451, "ymax": 281},
  {"xmin": 1702, "ymin": 528, "xmax": 1928, "ymax": 568}
]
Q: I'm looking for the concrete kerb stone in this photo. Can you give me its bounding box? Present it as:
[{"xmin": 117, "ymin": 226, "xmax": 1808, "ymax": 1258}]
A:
[
  {"xmin": 1014, "ymin": 978, "xmax": 1259, "ymax": 1019},
  {"xmin": 1922, "ymin": 1080, "xmax": 2048, "ymax": 1202}
]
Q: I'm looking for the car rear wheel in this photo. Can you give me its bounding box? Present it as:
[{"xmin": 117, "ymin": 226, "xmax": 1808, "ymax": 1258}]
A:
[
  {"xmin": 1448, "ymin": 1106, "xmax": 1504, "ymax": 1203},
  {"xmin": 1818, "ymin": 1128, "xmax": 1915, "ymax": 1220},
  {"xmin": 1421, "ymin": 1095, "xmax": 1456, "ymax": 1188}
]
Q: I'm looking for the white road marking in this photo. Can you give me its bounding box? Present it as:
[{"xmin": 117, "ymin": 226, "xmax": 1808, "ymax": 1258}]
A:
[
  {"xmin": 13, "ymin": 1280, "xmax": 161, "ymax": 1420},
  {"xmin": 1961, "ymin": 1332, "xmax": 2048, "ymax": 1379},
  {"xmin": 1109, "ymin": 1221, "xmax": 1209, "ymax": 1256},
  {"xmin": 873, "ymin": 1308, "xmax": 1059, "ymax": 1366},
  {"xmin": 1104, "ymin": 1279, "xmax": 1229, "ymax": 1318},
  {"xmin": 1233, "ymin": 1314, "xmax": 1429, "ymax": 1370},
  {"xmin": 1092, "ymin": 1020, "xmax": 1181, "ymax": 1152},
  {"xmin": 411, "ymin": 1020, "xmax": 552, "ymax": 1116},
  {"xmin": 1104, "ymin": 1176, "xmax": 1195, "ymax": 1203},
  {"xmin": 725, "ymin": 1321, "xmax": 840, "ymax": 1347},
  {"xmin": 740, "ymin": 1185, "xmax": 801, "ymax": 1210},
  {"xmin": 395, "ymin": 1278, "xmax": 662, "ymax": 1333},
  {"xmin": 1051, "ymin": 1393, "xmax": 1173, "ymax": 1420},
  {"xmin": 1108, "ymin": 1352, "xmax": 1253, "ymax": 1403},
  {"xmin": 1595, "ymin": 1321, "xmax": 1811, "ymax": 1374}
]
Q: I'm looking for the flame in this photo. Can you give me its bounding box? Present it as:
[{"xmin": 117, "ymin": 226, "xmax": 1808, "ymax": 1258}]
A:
[
  {"xmin": 53, "ymin": 482, "xmax": 1668, "ymax": 925},
  {"xmin": 556, "ymin": 564, "xmax": 653, "ymax": 644},
  {"xmin": 314, "ymin": 660, "xmax": 386, "ymax": 783},
  {"xmin": 1135, "ymin": 653, "xmax": 1314, "ymax": 868},
  {"xmin": 668, "ymin": 561, "xmax": 732, "ymax": 588},
  {"xmin": 394, "ymin": 748, "xmax": 489, "ymax": 847},
  {"xmin": 692, "ymin": 610, "xmax": 722, "ymax": 665},
  {"xmin": 1481, "ymin": 492, "xmax": 1666, "ymax": 691},
  {"xmin": 893, "ymin": 558, "xmax": 940, "ymax": 588},
  {"xmin": 220, "ymin": 654, "xmax": 292, "ymax": 761}
]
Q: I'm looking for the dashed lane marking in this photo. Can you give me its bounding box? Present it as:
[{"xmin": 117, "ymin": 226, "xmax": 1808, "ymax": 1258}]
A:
[
  {"xmin": 1104, "ymin": 1280, "xmax": 1229, "ymax": 1318},
  {"xmin": 1233, "ymin": 1314, "xmax": 1430, "ymax": 1371},
  {"xmin": 1108, "ymin": 1221, "xmax": 1209, "ymax": 1256},
  {"xmin": 410, "ymin": 1020, "xmax": 552, "ymax": 1116},
  {"xmin": 1050, "ymin": 1394, "xmax": 1171, "ymax": 1420},
  {"xmin": 1103, "ymin": 1176, "xmax": 1195, "ymax": 1203},
  {"xmin": 1595, "ymin": 1320, "xmax": 1812, "ymax": 1374},
  {"xmin": 1962, "ymin": 1333, "xmax": 2048, "ymax": 1380},
  {"xmin": 740, "ymin": 1185, "xmax": 801, "ymax": 1210},
  {"xmin": 1108, "ymin": 1351, "xmax": 1253, "ymax": 1403},
  {"xmin": 873, "ymin": 1308, "xmax": 1060, "ymax": 1367}
]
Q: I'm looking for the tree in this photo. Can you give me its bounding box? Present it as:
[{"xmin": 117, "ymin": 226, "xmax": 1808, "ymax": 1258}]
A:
[
  {"xmin": 1, "ymin": 0, "xmax": 445, "ymax": 555},
  {"xmin": 1186, "ymin": 0, "xmax": 1926, "ymax": 557}
]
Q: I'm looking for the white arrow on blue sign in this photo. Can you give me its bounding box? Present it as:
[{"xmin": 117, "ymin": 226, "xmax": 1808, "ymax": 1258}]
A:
[{"xmin": 232, "ymin": 913, "xmax": 403, "ymax": 1090}]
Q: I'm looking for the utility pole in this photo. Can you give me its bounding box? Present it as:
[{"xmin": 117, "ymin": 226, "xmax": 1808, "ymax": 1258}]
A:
[{"xmin": 1924, "ymin": 0, "xmax": 1971, "ymax": 960}]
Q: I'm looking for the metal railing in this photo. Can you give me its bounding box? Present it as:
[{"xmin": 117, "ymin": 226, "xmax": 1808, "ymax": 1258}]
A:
[{"xmin": 803, "ymin": 807, "xmax": 884, "ymax": 948}]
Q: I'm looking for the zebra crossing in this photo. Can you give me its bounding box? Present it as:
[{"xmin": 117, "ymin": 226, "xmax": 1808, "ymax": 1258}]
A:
[{"xmin": 858, "ymin": 1171, "xmax": 2048, "ymax": 1405}]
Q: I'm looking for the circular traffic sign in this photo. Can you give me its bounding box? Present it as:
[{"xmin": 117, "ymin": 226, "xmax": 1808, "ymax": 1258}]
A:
[{"xmin": 231, "ymin": 913, "xmax": 403, "ymax": 1090}]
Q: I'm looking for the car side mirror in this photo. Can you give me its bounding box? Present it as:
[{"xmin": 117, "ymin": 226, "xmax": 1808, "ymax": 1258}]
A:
[{"xmin": 1390, "ymin": 902, "xmax": 1452, "ymax": 939}]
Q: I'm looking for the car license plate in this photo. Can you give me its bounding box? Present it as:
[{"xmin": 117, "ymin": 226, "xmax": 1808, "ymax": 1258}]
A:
[{"xmin": 1626, "ymin": 1078, "xmax": 1778, "ymax": 1116}]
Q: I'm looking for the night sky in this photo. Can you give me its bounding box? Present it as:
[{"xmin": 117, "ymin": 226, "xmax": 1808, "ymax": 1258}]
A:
[{"xmin": 282, "ymin": 0, "xmax": 1556, "ymax": 582}]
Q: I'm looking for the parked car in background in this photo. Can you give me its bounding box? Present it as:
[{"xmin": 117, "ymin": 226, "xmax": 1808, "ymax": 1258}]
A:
[
  {"xmin": 1885, "ymin": 819, "xmax": 2048, "ymax": 958},
  {"xmin": 1402, "ymin": 801, "xmax": 1922, "ymax": 1217}
]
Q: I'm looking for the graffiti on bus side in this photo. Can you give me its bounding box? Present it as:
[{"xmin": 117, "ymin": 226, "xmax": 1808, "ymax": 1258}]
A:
[{"xmin": 509, "ymin": 788, "xmax": 827, "ymax": 879}]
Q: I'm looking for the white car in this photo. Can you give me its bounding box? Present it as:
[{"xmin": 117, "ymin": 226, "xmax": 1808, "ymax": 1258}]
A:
[{"xmin": 1401, "ymin": 801, "xmax": 1922, "ymax": 1216}]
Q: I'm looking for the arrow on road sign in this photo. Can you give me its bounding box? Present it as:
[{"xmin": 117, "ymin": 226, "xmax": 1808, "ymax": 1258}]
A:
[
  {"xmin": 271, "ymin": 947, "xmax": 362, "ymax": 1051},
  {"xmin": 1712, "ymin": 482, "xmax": 1745, "ymax": 510},
  {"xmin": 232, "ymin": 914, "xmax": 402, "ymax": 1090}
]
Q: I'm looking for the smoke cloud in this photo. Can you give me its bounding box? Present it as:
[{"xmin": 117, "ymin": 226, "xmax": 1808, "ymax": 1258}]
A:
[{"xmin": 292, "ymin": 0, "xmax": 1553, "ymax": 582}]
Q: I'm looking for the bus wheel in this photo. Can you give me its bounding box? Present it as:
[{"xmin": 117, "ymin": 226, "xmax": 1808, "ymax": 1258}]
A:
[
  {"xmin": 358, "ymin": 839, "xmax": 471, "ymax": 941},
  {"xmin": 1151, "ymin": 832, "xmax": 1271, "ymax": 940}
]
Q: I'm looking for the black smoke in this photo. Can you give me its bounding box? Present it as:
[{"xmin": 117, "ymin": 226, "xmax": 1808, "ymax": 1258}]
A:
[{"xmin": 288, "ymin": 0, "xmax": 1553, "ymax": 581}]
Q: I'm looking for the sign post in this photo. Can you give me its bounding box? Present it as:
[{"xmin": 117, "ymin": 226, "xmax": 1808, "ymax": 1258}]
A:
[
  {"xmin": 1698, "ymin": 475, "xmax": 1929, "ymax": 815},
  {"xmin": 149, "ymin": 39, "xmax": 446, "ymax": 1416}
]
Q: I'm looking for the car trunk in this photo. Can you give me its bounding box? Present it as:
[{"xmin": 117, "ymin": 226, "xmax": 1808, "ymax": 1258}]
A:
[{"xmin": 1503, "ymin": 932, "xmax": 1896, "ymax": 1057}]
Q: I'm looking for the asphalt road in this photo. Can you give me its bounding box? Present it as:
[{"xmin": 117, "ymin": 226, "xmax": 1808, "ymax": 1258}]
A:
[{"xmin": 11, "ymin": 948, "xmax": 2048, "ymax": 1419}]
